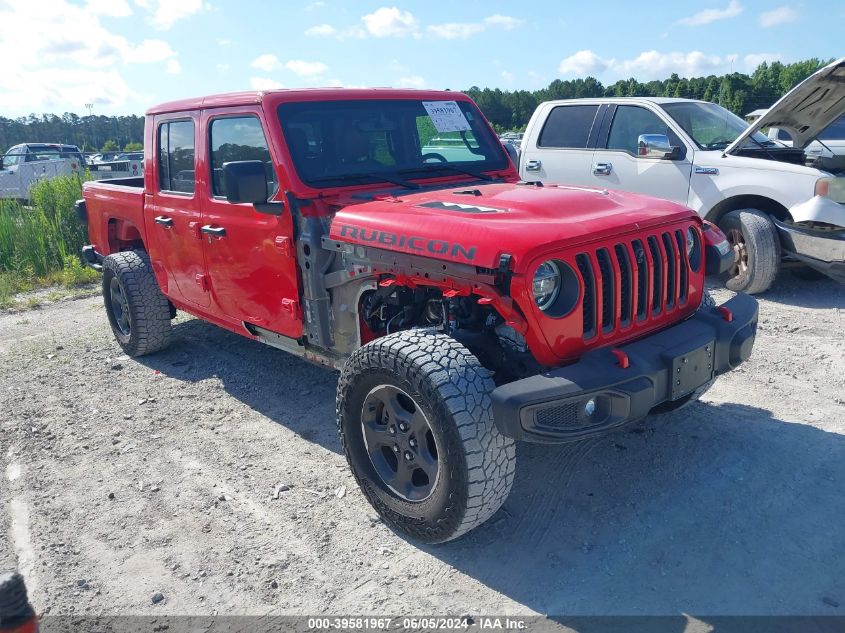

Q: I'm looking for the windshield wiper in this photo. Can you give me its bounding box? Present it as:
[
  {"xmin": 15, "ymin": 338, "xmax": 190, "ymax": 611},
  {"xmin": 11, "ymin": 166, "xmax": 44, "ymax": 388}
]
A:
[
  {"xmin": 398, "ymin": 164, "xmax": 494, "ymax": 182},
  {"xmin": 307, "ymin": 172, "xmax": 419, "ymax": 189}
]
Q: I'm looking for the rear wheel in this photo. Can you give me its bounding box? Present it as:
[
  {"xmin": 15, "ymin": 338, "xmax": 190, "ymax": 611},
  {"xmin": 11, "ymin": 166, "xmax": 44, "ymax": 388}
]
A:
[
  {"xmin": 337, "ymin": 330, "xmax": 516, "ymax": 543},
  {"xmin": 102, "ymin": 250, "xmax": 171, "ymax": 357},
  {"xmin": 718, "ymin": 209, "xmax": 781, "ymax": 294}
]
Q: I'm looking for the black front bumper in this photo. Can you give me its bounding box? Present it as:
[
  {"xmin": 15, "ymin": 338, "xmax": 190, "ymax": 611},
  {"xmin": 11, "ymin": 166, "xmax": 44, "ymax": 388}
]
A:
[
  {"xmin": 774, "ymin": 219, "xmax": 845, "ymax": 283},
  {"xmin": 491, "ymin": 293, "xmax": 759, "ymax": 443}
]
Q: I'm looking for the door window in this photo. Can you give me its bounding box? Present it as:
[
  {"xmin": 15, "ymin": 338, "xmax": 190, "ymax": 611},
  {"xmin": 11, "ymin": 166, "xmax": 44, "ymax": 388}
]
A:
[
  {"xmin": 158, "ymin": 120, "xmax": 195, "ymax": 194},
  {"xmin": 537, "ymin": 105, "xmax": 599, "ymax": 148},
  {"xmin": 606, "ymin": 105, "xmax": 682, "ymax": 155},
  {"xmin": 209, "ymin": 116, "xmax": 276, "ymax": 197}
]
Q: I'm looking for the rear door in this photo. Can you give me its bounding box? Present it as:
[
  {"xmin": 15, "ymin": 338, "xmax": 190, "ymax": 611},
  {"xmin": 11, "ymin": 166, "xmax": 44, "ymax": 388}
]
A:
[
  {"xmin": 590, "ymin": 104, "xmax": 692, "ymax": 203},
  {"xmin": 199, "ymin": 108, "xmax": 301, "ymax": 338},
  {"xmin": 146, "ymin": 115, "xmax": 210, "ymax": 307},
  {"xmin": 520, "ymin": 103, "xmax": 603, "ymax": 185}
]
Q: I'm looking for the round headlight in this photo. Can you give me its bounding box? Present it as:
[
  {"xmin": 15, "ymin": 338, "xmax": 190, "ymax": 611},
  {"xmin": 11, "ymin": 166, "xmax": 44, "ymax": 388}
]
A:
[
  {"xmin": 686, "ymin": 227, "xmax": 696, "ymax": 256},
  {"xmin": 533, "ymin": 261, "xmax": 561, "ymax": 311}
]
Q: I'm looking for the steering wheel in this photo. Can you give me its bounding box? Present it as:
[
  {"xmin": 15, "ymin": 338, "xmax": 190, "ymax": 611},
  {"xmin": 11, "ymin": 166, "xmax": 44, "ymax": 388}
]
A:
[{"xmin": 421, "ymin": 152, "xmax": 447, "ymax": 163}]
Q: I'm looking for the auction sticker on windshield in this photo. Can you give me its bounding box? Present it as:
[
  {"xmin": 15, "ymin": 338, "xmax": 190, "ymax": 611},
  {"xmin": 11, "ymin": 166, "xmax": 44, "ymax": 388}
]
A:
[{"xmin": 423, "ymin": 101, "xmax": 472, "ymax": 133}]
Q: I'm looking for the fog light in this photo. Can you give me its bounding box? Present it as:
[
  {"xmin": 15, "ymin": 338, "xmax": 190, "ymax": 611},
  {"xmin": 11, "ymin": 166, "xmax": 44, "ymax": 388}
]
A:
[{"xmin": 584, "ymin": 398, "xmax": 597, "ymax": 417}]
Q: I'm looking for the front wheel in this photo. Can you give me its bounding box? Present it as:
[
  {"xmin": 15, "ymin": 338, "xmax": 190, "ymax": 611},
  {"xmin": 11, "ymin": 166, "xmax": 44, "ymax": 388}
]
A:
[
  {"xmin": 337, "ymin": 330, "xmax": 516, "ymax": 543},
  {"xmin": 718, "ymin": 209, "xmax": 781, "ymax": 294}
]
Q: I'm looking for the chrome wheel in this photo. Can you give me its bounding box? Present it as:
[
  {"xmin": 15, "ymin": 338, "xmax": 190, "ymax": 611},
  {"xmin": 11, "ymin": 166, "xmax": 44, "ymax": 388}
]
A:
[
  {"xmin": 360, "ymin": 385, "xmax": 439, "ymax": 502},
  {"xmin": 727, "ymin": 228, "xmax": 749, "ymax": 279},
  {"xmin": 109, "ymin": 277, "xmax": 131, "ymax": 336}
]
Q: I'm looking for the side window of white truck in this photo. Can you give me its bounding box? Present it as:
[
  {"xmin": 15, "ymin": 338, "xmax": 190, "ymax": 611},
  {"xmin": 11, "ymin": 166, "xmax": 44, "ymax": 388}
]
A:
[
  {"xmin": 537, "ymin": 105, "xmax": 600, "ymax": 148},
  {"xmin": 605, "ymin": 106, "xmax": 683, "ymax": 156}
]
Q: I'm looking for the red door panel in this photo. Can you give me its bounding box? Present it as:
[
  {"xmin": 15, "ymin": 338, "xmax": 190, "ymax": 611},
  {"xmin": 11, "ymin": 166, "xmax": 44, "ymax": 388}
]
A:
[
  {"xmin": 198, "ymin": 108, "xmax": 301, "ymax": 338},
  {"xmin": 147, "ymin": 114, "xmax": 210, "ymax": 307}
]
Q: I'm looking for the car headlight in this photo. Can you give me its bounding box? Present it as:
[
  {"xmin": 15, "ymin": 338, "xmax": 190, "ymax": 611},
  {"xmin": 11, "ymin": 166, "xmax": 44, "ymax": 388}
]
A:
[
  {"xmin": 533, "ymin": 261, "xmax": 561, "ymax": 311},
  {"xmin": 815, "ymin": 177, "xmax": 845, "ymax": 203}
]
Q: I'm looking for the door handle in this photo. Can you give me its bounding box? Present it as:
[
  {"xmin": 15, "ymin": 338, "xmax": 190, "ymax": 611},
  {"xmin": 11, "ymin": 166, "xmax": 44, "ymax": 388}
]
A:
[
  {"xmin": 200, "ymin": 225, "xmax": 226, "ymax": 238},
  {"xmin": 154, "ymin": 216, "xmax": 173, "ymax": 227},
  {"xmin": 593, "ymin": 162, "xmax": 612, "ymax": 175},
  {"xmin": 525, "ymin": 159, "xmax": 542, "ymax": 171}
]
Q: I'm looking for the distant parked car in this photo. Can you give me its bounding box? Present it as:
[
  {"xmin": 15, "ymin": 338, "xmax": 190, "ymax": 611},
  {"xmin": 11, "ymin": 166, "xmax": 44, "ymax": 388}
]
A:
[{"xmin": 0, "ymin": 143, "xmax": 85, "ymax": 200}]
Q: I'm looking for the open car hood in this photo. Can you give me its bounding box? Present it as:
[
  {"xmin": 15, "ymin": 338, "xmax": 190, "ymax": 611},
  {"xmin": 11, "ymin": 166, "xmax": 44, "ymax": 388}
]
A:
[{"xmin": 726, "ymin": 57, "xmax": 845, "ymax": 154}]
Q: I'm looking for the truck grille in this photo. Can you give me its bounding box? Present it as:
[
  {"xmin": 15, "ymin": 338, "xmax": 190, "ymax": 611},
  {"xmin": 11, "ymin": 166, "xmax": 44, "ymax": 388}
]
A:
[{"xmin": 577, "ymin": 228, "xmax": 694, "ymax": 341}]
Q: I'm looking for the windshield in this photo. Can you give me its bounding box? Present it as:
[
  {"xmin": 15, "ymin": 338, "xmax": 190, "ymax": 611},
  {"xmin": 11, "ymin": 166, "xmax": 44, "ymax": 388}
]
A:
[
  {"xmin": 661, "ymin": 101, "xmax": 771, "ymax": 151},
  {"xmin": 277, "ymin": 99, "xmax": 508, "ymax": 188}
]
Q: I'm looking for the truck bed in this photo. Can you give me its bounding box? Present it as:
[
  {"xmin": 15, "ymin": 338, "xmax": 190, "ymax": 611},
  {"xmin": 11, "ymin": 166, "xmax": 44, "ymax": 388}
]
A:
[{"xmin": 82, "ymin": 177, "xmax": 147, "ymax": 256}]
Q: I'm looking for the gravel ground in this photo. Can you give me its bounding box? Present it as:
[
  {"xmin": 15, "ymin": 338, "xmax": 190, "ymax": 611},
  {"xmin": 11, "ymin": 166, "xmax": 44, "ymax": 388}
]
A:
[{"xmin": 1, "ymin": 276, "xmax": 844, "ymax": 620}]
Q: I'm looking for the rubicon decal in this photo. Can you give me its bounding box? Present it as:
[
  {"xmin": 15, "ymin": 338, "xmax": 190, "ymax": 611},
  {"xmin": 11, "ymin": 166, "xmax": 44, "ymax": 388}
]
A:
[{"xmin": 337, "ymin": 224, "xmax": 477, "ymax": 261}]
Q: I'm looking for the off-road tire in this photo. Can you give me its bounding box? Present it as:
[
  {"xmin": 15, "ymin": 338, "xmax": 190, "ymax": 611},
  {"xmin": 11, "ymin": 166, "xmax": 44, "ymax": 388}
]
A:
[
  {"xmin": 719, "ymin": 209, "xmax": 781, "ymax": 294},
  {"xmin": 102, "ymin": 250, "xmax": 171, "ymax": 357},
  {"xmin": 649, "ymin": 291, "xmax": 717, "ymax": 415},
  {"xmin": 337, "ymin": 330, "xmax": 516, "ymax": 543}
]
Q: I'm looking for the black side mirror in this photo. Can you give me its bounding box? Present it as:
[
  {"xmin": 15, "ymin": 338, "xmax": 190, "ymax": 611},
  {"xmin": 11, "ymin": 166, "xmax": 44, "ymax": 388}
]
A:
[
  {"xmin": 502, "ymin": 141, "xmax": 519, "ymax": 166},
  {"xmin": 222, "ymin": 160, "xmax": 268, "ymax": 204}
]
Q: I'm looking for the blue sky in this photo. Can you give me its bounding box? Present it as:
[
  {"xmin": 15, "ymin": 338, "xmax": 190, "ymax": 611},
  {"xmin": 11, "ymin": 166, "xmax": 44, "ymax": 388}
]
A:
[{"xmin": 0, "ymin": 0, "xmax": 842, "ymax": 116}]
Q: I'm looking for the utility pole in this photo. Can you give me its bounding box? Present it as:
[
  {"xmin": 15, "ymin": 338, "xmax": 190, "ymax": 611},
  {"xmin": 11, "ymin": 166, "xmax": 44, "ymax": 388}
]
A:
[{"xmin": 85, "ymin": 103, "xmax": 94, "ymax": 152}]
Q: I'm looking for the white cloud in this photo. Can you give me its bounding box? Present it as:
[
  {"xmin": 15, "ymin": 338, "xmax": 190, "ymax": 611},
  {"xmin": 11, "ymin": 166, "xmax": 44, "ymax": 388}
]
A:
[
  {"xmin": 305, "ymin": 23, "xmax": 336, "ymax": 36},
  {"xmin": 250, "ymin": 54, "xmax": 282, "ymax": 72},
  {"xmin": 484, "ymin": 14, "xmax": 522, "ymax": 30},
  {"xmin": 742, "ymin": 52, "xmax": 783, "ymax": 70},
  {"xmin": 558, "ymin": 50, "xmax": 613, "ymax": 76},
  {"xmin": 678, "ymin": 0, "xmax": 742, "ymax": 26},
  {"xmin": 216, "ymin": 63, "xmax": 230, "ymax": 72},
  {"xmin": 165, "ymin": 59, "xmax": 181, "ymax": 74},
  {"xmin": 0, "ymin": 0, "xmax": 194, "ymax": 113},
  {"xmin": 362, "ymin": 7, "xmax": 419, "ymax": 38},
  {"xmin": 86, "ymin": 0, "xmax": 132, "ymax": 17},
  {"xmin": 558, "ymin": 49, "xmax": 783, "ymax": 80},
  {"xmin": 501, "ymin": 70, "xmax": 515, "ymax": 83},
  {"xmin": 130, "ymin": 39, "xmax": 178, "ymax": 63},
  {"xmin": 250, "ymin": 77, "xmax": 285, "ymax": 90},
  {"xmin": 139, "ymin": 0, "xmax": 209, "ymax": 30},
  {"xmin": 303, "ymin": 1, "xmax": 325, "ymax": 10},
  {"xmin": 427, "ymin": 22, "xmax": 484, "ymax": 39},
  {"xmin": 284, "ymin": 60, "xmax": 328, "ymax": 77},
  {"xmin": 397, "ymin": 75, "xmax": 425, "ymax": 88},
  {"xmin": 0, "ymin": 66, "xmax": 134, "ymax": 113},
  {"xmin": 217, "ymin": 38, "xmax": 231, "ymax": 46},
  {"xmin": 759, "ymin": 6, "xmax": 797, "ymax": 27},
  {"xmin": 428, "ymin": 13, "xmax": 522, "ymax": 39},
  {"xmin": 314, "ymin": 10, "xmax": 520, "ymax": 41}
]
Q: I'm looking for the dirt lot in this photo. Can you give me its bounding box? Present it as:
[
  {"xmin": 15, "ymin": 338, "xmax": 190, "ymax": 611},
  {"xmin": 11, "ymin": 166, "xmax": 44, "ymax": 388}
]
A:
[{"xmin": 1, "ymin": 277, "xmax": 844, "ymax": 620}]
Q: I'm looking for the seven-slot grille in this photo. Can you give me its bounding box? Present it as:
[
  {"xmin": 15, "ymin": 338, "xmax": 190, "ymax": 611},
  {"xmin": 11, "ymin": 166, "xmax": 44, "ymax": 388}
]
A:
[{"xmin": 577, "ymin": 227, "xmax": 694, "ymax": 340}]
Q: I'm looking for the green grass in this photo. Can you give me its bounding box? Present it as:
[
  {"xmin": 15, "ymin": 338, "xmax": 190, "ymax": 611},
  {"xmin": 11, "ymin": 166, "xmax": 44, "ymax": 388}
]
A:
[{"xmin": 0, "ymin": 174, "xmax": 100, "ymax": 309}]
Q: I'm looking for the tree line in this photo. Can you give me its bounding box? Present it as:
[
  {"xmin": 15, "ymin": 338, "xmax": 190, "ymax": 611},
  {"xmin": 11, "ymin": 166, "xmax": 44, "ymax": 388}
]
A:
[{"xmin": 0, "ymin": 58, "xmax": 832, "ymax": 154}]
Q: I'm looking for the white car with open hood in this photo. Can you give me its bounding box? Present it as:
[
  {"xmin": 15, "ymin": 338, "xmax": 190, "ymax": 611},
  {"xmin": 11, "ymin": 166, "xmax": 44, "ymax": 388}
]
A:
[{"xmin": 519, "ymin": 58, "xmax": 845, "ymax": 291}]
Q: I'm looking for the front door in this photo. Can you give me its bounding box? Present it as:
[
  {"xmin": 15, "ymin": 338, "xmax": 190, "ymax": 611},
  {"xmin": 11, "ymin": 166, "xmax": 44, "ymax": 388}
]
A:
[
  {"xmin": 520, "ymin": 103, "xmax": 602, "ymax": 186},
  {"xmin": 146, "ymin": 115, "xmax": 210, "ymax": 307},
  {"xmin": 590, "ymin": 104, "xmax": 692, "ymax": 204},
  {"xmin": 199, "ymin": 109, "xmax": 301, "ymax": 339}
]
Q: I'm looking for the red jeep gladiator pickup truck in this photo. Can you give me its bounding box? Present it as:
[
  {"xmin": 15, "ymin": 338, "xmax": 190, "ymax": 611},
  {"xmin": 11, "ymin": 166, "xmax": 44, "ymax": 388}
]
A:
[{"xmin": 77, "ymin": 88, "xmax": 758, "ymax": 543}]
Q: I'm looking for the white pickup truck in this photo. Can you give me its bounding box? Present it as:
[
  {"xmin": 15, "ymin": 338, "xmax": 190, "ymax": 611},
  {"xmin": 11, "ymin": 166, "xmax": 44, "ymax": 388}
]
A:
[
  {"xmin": 0, "ymin": 143, "xmax": 86, "ymax": 201},
  {"xmin": 519, "ymin": 58, "xmax": 845, "ymax": 291}
]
